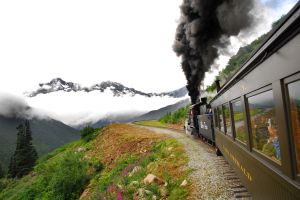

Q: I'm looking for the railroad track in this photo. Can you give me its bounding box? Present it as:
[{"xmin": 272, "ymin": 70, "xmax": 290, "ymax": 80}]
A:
[
  {"xmin": 195, "ymin": 135, "xmax": 252, "ymax": 199},
  {"xmin": 215, "ymin": 156, "xmax": 252, "ymax": 199}
]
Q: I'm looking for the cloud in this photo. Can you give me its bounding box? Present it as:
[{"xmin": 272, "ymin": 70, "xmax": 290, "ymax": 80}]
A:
[
  {"xmin": 0, "ymin": 93, "xmax": 46, "ymax": 119},
  {"xmin": 0, "ymin": 93, "xmax": 30, "ymax": 118},
  {"xmin": 260, "ymin": 0, "xmax": 297, "ymax": 11},
  {"xmin": 1, "ymin": 83, "xmax": 188, "ymax": 127},
  {"xmin": 25, "ymin": 90, "xmax": 187, "ymax": 127}
]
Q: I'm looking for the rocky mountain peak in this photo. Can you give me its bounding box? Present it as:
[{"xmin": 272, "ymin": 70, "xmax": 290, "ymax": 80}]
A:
[{"xmin": 25, "ymin": 78, "xmax": 188, "ymax": 98}]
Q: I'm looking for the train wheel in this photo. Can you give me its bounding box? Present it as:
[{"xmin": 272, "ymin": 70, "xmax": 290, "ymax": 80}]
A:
[{"xmin": 216, "ymin": 148, "xmax": 223, "ymax": 156}]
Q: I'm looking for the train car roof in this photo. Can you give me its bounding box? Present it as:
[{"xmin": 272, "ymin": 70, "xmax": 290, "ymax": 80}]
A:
[
  {"xmin": 210, "ymin": 2, "xmax": 300, "ymax": 103},
  {"xmin": 190, "ymin": 100, "xmax": 208, "ymax": 108},
  {"xmin": 190, "ymin": 102, "xmax": 201, "ymax": 108}
]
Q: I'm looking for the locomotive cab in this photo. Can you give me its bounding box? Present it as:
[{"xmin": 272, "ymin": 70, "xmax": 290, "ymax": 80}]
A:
[{"xmin": 197, "ymin": 98, "xmax": 215, "ymax": 143}]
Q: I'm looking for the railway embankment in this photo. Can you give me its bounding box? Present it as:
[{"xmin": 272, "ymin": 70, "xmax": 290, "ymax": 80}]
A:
[
  {"xmin": 136, "ymin": 124, "xmax": 251, "ymax": 200},
  {"xmin": 1, "ymin": 122, "xmax": 251, "ymax": 199},
  {"xmin": 0, "ymin": 124, "xmax": 191, "ymax": 200}
]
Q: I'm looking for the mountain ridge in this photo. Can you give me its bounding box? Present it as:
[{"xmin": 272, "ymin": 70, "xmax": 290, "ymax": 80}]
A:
[
  {"xmin": 133, "ymin": 98, "xmax": 190, "ymax": 121},
  {"xmin": 0, "ymin": 115, "xmax": 80, "ymax": 170},
  {"xmin": 25, "ymin": 78, "xmax": 188, "ymax": 98}
]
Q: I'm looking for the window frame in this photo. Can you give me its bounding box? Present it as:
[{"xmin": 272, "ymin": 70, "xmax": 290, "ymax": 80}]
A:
[
  {"xmin": 213, "ymin": 108, "xmax": 219, "ymax": 129},
  {"xmin": 231, "ymin": 98, "xmax": 248, "ymax": 147},
  {"xmin": 246, "ymin": 85, "xmax": 282, "ymax": 168},
  {"xmin": 223, "ymin": 102, "xmax": 233, "ymax": 139},
  {"xmin": 218, "ymin": 105, "xmax": 225, "ymax": 133},
  {"xmin": 284, "ymin": 72, "xmax": 300, "ymax": 181}
]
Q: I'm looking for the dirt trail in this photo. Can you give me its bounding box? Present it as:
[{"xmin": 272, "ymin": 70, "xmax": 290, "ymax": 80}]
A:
[{"xmin": 134, "ymin": 125, "xmax": 238, "ymax": 200}]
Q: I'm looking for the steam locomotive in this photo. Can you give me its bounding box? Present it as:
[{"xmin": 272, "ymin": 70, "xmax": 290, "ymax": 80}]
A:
[{"xmin": 186, "ymin": 3, "xmax": 300, "ymax": 199}]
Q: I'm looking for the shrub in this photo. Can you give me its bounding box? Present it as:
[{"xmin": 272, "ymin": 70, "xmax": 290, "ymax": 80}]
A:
[
  {"xmin": 94, "ymin": 162, "xmax": 104, "ymax": 172},
  {"xmin": 89, "ymin": 157, "xmax": 104, "ymax": 172},
  {"xmin": 159, "ymin": 107, "xmax": 188, "ymax": 124},
  {"xmin": 15, "ymin": 152, "xmax": 89, "ymax": 200},
  {"xmin": 0, "ymin": 163, "xmax": 4, "ymax": 179},
  {"xmin": 40, "ymin": 152, "xmax": 89, "ymax": 199},
  {"xmin": 80, "ymin": 126, "xmax": 100, "ymax": 142}
]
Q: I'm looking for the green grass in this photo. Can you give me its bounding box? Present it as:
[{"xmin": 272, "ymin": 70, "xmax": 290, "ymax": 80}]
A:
[
  {"xmin": 0, "ymin": 151, "xmax": 91, "ymax": 200},
  {"xmin": 134, "ymin": 106, "xmax": 189, "ymax": 129},
  {"xmin": 134, "ymin": 120, "xmax": 168, "ymax": 128},
  {"xmin": 37, "ymin": 140, "xmax": 83, "ymax": 163},
  {"xmin": 0, "ymin": 126, "xmax": 190, "ymax": 200},
  {"xmin": 159, "ymin": 107, "xmax": 188, "ymax": 124},
  {"xmin": 0, "ymin": 129, "xmax": 104, "ymax": 200},
  {"xmin": 89, "ymin": 138, "xmax": 190, "ymax": 199}
]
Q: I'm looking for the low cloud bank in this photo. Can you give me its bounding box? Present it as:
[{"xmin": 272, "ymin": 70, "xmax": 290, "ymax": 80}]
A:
[
  {"xmin": 25, "ymin": 90, "xmax": 187, "ymax": 127},
  {"xmin": 0, "ymin": 93, "xmax": 49, "ymax": 120},
  {"xmin": 0, "ymin": 93, "xmax": 32, "ymax": 119}
]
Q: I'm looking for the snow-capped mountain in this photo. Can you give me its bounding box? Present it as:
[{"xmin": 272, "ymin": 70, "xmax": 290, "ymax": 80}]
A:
[
  {"xmin": 25, "ymin": 78, "xmax": 188, "ymax": 98},
  {"xmin": 23, "ymin": 78, "xmax": 188, "ymax": 127}
]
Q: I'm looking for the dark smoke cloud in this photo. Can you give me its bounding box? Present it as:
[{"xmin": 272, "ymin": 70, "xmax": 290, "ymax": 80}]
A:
[
  {"xmin": 173, "ymin": 0, "xmax": 255, "ymax": 103},
  {"xmin": 0, "ymin": 93, "xmax": 43, "ymax": 119}
]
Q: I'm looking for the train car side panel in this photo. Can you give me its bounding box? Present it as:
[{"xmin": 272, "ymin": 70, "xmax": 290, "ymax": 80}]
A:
[
  {"xmin": 198, "ymin": 114, "xmax": 214, "ymax": 142},
  {"xmin": 216, "ymin": 131, "xmax": 300, "ymax": 200}
]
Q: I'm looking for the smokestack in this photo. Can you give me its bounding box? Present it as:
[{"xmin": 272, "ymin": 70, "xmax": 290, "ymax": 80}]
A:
[
  {"xmin": 174, "ymin": 0, "xmax": 255, "ymax": 104},
  {"xmin": 215, "ymin": 80, "xmax": 221, "ymax": 92},
  {"xmin": 201, "ymin": 97, "xmax": 207, "ymax": 104}
]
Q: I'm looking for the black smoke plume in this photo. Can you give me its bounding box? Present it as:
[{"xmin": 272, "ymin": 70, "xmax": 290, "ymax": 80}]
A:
[{"xmin": 174, "ymin": 0, "xmax": 255, "ymax": 104}]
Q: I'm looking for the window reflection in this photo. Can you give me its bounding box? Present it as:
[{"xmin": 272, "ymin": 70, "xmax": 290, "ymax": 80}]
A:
[
  {"xmin": 218, "ymin": 106, "xmax": 224, "ymax": 132},
  {"xmin": 288, "ymin": 80, "xmax": 300, "ymax": 173},
  {"xmin": 200, "ymin": 105, "xmax": 206, "ymax": 115},
  {"xmin": 232, "ymin": 100, "xmax": 247, "ymax": 144},
  {"xmin": 214, "ymin": 108, "xmax": 219, "ymax": 128},
  {"xmin": 223, "ymin": 103, "xmax": 232, "ymax": 136},
  {"xmin": 248, "ymin": 90, "xmax": 281, "ymax": 164}
]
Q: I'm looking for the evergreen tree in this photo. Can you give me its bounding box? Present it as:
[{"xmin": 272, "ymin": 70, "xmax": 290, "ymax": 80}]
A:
[
  {"xmin": 24, "ymin": 120, "xmax": 38, "ymax": 164},
  {"xmin": 8, "ymin": 121, "xmax": 38, "ymax": 178},
  {"xmin": 7, "ymin": 156, "xmax": 16, "ymax": 178},
  {"xmin": 0, "ymin": 163, "xmax": 4, "ymax": 178},
  {"xmin": 8, "ymin": 124, "xmax": 24, "ymax": 178}
]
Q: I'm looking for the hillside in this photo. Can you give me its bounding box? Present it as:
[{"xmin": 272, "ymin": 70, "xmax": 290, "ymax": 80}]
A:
[
  {"xmin": 90, "ymin": 113, "xmax": 142, "ymax": 129},
  {"xmin": 89, "ymin": 98, "xmax": 190, "ymax": 129},
  {"xmin": 134, "ymin": 99, "xmax": 190, "ymax": 121},
  {"xmin": 0, "ymin": 124, "xmax": 190, "ymax": 200},
  {"xmin": 135, "ymin": 104, "xmax": 189, "ymax": 131},
  {"xmin": 0, "ymin": 116, "xmax": 79, "ymax": 170}
]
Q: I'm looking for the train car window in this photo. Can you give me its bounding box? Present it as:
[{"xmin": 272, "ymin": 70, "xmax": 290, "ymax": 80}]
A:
[
  {"xmin": 218, "ymin": 106, "xmax": 224, "ymax": 132},
  {"xmin": 214, "ymin": 108, "xmax": 219, "ymax": 128},
  {"xmin": 200, "ymin": 105, "xmax": 206, "ymax": 115},
  {"xmin": 248, "ymin": 90, "xmax": 281, "ymax": 164},
  {"xmin": 232, "ymin": 100, "xmax": 247, "ymax": 144},
  {"xmin": 288, "ymin": 80, "xmax": 300, "ymax": 173},
  {"xmin": 223, "ymin": 103, "xmax": 232, "ymax": 137}
]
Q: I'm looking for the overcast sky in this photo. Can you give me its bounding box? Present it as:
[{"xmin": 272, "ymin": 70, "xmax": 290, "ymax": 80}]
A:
[
  {"xmin": 0, "ymin": 0, "xmax": 183, "ymax": 94},
  {"xmin": 0, "ymin": 0, "xmax": 298, "ymax": 95}
]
